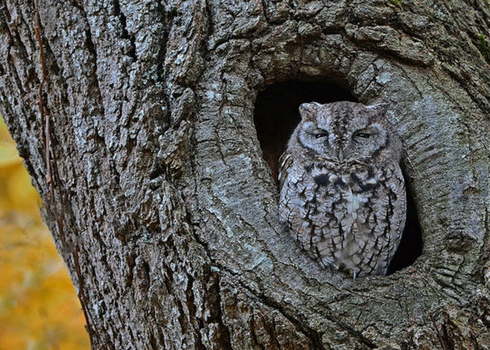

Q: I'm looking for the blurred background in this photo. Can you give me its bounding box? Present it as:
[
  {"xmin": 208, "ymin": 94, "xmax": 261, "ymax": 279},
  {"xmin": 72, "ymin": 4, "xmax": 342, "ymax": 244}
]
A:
[{"xmin": 0, "ymin": 116, "xmax": 89, "ymax": 349}]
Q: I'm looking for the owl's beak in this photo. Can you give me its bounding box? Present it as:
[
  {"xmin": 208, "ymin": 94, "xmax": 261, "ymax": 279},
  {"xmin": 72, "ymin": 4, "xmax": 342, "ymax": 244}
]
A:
[{"xmin": 338, "ymin": 149, "xmax": 344, "ymax": 162}]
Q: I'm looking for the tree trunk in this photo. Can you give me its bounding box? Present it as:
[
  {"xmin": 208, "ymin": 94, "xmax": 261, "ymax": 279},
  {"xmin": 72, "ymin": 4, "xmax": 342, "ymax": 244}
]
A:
[{"xmin": 1, "ymin": 0, "xmax": 490, "ymax": 348}]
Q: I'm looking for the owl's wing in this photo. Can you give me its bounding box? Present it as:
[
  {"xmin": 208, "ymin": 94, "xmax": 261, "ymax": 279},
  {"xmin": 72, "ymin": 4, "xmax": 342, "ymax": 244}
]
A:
[{"xmin": 278, "ymin": 152, "xmax": 293, "ymax": 189}]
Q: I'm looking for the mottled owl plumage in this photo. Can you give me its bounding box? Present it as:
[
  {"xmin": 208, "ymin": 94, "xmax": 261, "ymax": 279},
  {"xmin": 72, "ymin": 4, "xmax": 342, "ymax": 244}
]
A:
[{"xmin": 279, "ymin": 101, "xmax": 406, "ymax": 277}]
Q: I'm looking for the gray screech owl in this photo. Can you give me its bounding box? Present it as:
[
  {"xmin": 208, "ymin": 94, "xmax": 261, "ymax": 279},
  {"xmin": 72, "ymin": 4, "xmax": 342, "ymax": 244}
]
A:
[{"xmin": 279, "ymin": 101, "xmax": 406, "ymax": 277}]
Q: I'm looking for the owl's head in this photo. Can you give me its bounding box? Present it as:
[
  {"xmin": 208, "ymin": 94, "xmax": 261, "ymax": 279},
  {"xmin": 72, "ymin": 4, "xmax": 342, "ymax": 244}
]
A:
[{"xmin": 292, "ymin": 101, "xmax": 402, "ymax": 164}]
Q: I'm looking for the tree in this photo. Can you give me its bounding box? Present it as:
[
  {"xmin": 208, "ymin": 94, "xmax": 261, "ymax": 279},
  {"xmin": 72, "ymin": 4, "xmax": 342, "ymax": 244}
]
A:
[{"xmin": 1, "ymin": 0, "xmax": 490, "ymax": 348}]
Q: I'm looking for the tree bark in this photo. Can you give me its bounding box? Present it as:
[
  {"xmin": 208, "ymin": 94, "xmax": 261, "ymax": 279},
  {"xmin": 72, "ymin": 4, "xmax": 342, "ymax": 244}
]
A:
[{"xmin": 1, "ymin": 0, "xmax": 490, "ymax": 348}]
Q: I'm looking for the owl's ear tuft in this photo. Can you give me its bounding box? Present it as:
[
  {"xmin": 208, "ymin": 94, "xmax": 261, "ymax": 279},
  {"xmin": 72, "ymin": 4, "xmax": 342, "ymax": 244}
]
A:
[
  {"xmin": 365, "ymin": 103, "xmax": 390, "ymax": 115},
  {"xmin": 299, "ymin": 102, "xmax": 322, "ymax": 119}
]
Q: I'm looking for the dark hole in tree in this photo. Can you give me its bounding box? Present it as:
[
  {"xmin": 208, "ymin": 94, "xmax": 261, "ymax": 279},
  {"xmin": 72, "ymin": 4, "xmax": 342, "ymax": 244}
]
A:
[
  {"xmin": 254, "ymin": 80, "xmax": 422, "ymax": 275},
  {"xmin": 387, "ymin": 174, "xmax": 423, "ymax": 274}
]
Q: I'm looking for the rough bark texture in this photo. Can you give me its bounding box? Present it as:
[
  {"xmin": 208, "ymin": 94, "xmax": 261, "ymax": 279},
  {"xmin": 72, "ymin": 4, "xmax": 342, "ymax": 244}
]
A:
[{"xmin": 1, "ymin": 0, "xmax": 490, "ymax": 349}]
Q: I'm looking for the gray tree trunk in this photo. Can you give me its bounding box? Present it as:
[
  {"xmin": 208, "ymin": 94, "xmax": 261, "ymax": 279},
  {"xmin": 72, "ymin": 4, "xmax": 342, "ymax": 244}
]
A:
[{"xmin": 1, "ymin": 0, "xmax": 490, "ymax": 348}]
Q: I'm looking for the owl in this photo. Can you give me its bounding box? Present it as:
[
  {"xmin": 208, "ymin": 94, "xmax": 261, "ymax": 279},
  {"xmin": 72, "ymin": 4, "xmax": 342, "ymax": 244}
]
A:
[{"xmin": 279, "ymin": 101, "xmax": 406, "ymax": 278}]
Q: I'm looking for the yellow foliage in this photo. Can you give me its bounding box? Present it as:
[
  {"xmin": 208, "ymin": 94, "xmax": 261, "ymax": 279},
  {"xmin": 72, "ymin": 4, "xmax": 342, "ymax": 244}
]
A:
[{"xmin": 0, "ymin": 117, "xmax": 89, "ymax": 349}]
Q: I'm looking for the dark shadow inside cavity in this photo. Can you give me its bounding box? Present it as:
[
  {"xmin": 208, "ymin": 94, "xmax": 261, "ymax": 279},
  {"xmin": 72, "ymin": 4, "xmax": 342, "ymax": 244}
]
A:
[
  {"xmin": 253, "ymin": 80, "xmax": 422, "ymax": 275},
  {"xmin": 387, "ymin": 174, "xmax": 423, "ymax": 274}
]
